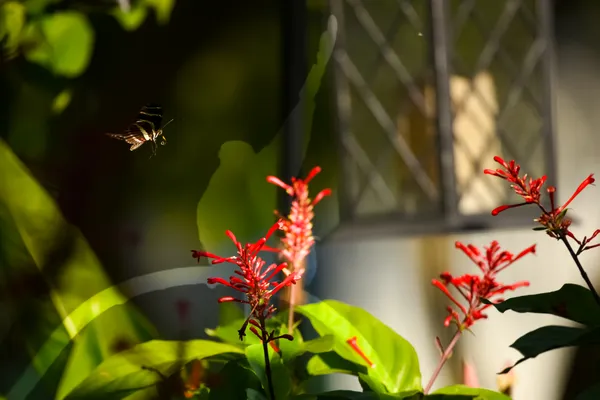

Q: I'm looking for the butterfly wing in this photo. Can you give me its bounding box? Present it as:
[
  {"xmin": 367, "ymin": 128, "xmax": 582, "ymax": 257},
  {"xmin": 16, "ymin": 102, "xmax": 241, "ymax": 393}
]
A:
[
  {"xmin": 137, "ymin": 104, "xmax": 163, "ymax": 133},
  {"xmin": 106, "ymin": 131, "xmax": 146, "ymax": 151},
  {"xmin": 105, "ymin": 104, "xmax": 165, "ymax": 153}
]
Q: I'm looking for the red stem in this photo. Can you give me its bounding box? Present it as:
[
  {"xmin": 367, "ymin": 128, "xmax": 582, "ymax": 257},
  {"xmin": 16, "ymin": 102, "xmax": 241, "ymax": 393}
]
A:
[{"xmin": 424, "ymin": 329, "xmax": 462, "ymax": 394}]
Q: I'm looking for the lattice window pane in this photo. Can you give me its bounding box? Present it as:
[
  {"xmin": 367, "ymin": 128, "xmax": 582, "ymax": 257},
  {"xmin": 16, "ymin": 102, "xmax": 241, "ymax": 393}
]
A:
[
  {"xmin": 335, "ymin": 0, "xmax": 442, "ymax": 219},
  {"xmin": 331, "ymin": 0, "xmax": 555, "ymax": 233},
  {"xmin": 450, "ymin": 0, "xmax": 550, "ymax": 215}
]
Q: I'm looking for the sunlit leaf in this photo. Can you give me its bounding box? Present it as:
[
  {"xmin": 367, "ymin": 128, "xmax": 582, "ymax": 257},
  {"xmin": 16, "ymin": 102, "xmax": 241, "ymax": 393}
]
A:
[
  {"xmin": 145, "ymin": 0, "xmax": 176, "ymax": 25},
  {"xmin": 52, "ymin": 89, "xmax": 72, "ymax": 114},
  {"xmin": 293, "ymin": 391, "xmax": 408, "ymax": 399},
  {"xmin": 483, "ymin": 284, "xmax": 600, "ymax": 327},
  {"xmin": 64, "ymin": 340, "xmax": 244, "ymax": 399},
  {"xmin": 0, "ymin": 2, "xmax": 26, "ymax": 55},
  {"xmin": 112, "ymin": 6, "xmax": 148, "ymax": 32},
  {"xmin": 245, "ymin": 343, "xmax": 292, "ymax": 400},
  {"xmin": 297, "ymin": 301, "xmax": 422, "ymax": 393},
  {"xmin": 500, "ymin": 325, "xmax": 600, "ymax": 374},
  {"xmin": 0, "ymin": 139, "xmax": 157, "ymax": 400},
  {"xmin": 205, "ymin": 317, "xmax": 282, "ymax": 348},
  {"xmin": 305, "ymin": 351, "xmax": 367, "ymax": 377},
  {"xmin": 21, "ymin": 0, "xmax": 60, "ymax": 15},
  {"xmin": 23, "ymin": 12, "xmax": 94, "ymax": 77},
  {"xmin": 279, "ymin": 334, "xmax": 334, "ymax": 365},
  {"xmin": 427, "ymin": 385, "xmax": 511, "ymax": 399}
]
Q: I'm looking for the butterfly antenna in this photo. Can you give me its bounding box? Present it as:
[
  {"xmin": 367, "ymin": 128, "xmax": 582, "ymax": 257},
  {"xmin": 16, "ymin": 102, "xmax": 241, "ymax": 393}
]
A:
[{"xmin": 162, "ymin": 118, "xmax": 174, "ymax": 130}]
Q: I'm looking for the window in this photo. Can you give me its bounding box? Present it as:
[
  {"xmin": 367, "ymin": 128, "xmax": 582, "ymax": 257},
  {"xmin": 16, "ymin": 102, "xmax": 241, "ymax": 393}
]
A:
[{"xmin": 328, "ymin": 0, "xmax": 556, "ymax": 238}]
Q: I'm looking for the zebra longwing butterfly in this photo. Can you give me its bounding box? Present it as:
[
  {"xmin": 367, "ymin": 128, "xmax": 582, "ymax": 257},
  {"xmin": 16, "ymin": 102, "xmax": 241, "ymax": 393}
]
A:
[{"xmin": 106, "ymin": 103, "xmax": 173, "ymax": 157}]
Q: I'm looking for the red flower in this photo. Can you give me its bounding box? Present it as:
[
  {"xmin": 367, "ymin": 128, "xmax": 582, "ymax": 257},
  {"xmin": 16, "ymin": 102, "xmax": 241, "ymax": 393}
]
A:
[
  {"xmin": 266, "ymin": 166, "xmax": 331, "ymax": 277},
  {"xmin": 191, "ymin": 220, "xmax": 300, "ymax": 341},
  {"xmin": 432, "ymin": 241, "xmax": 533, "ymax": 329},
  {"xmin": 484, "ymin": 156, "xmax": 598, "ymax": 252}
]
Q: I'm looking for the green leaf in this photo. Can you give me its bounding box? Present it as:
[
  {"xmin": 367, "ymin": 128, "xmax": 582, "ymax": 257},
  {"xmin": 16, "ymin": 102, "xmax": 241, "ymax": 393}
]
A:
[
  {"xmin": 218, "ymin": 302, "xmax": 245, "ymax": 326},
  {"xmin": 52, "ymin": 89, "xmax": 72, "ymax": 114},
  {"xmin": 24, "ymin": 12, "xmax": 94, "ymax": 77},
  {"xmin": 576, "ymin": 382, "xmax": 600, "ymax": 400},
  {"xmin": 245, "ymin": 343, "xmax": 292, "ymax": 400},
  {"xmin": 359, "ymin": 373, "xmax": 388, "ymax": 393},
  {"xmin": 205, "ymin": 318, "xmax": 261, "ymax": 347},
  {"xmin": 208, "ymin": 360, "xmax": 262, "ymax": 400},
  {"xmin": 145, "ymin": 0, "xmax": 176, "ymax": 25},
  {"xmin": 428, "ymin": 385, "xmax": 511, "ymax": 400},
  {"xmin": 205, "ymin": 317, "xmax": 283, "ymax": 347},
  {"xmin": 247, "ymin": 388, "xmax": 269, "ymax": 400},
  {"xmin": 502, "ymin": 325, "xmax": 600, "ymax": 373},
  {"xmin": 279, "ymin": 335, "xmax": 334, "ymax": 365},
  {"xmin": 297, "ymin": 300, "xmax": 422, "ymax": 393},
  {"xmin": 293, "ymin": 391, "xmax": 407, "ymax": 399},
  {"xmin": 0, "ymin": 1, "xmax": 26, "ymax": 55},
  {"xmin": 306, "ymin": 351, "xmax": 367, "ymax": 377},
  {"xmin": 112, "ymin": 6, "xmax": 148, "ymax": 31},
  {"xmin": 64, "ymin": 340, "xmax": 244, "ymax": 399},
  {"xmin": 483, "ymin": 284, "xmax": 600, "ymax": 327},
  {"xmin": 21, "ymin": 0, "xmax": 60, "ymax": 15},
  {"xmin": 0, "ymin": 139, "xmax": 157, "ymax": 400},
  {"xmin": 196, "ymin": 17, "xmax": 336, "ymax": 253}
]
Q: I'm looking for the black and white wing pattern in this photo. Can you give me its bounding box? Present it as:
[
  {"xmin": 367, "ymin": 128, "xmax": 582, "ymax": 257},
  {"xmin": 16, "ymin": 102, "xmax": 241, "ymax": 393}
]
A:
[{"xmin": 106, "ymin": 104, "xmax": 170, "ymax": 156}]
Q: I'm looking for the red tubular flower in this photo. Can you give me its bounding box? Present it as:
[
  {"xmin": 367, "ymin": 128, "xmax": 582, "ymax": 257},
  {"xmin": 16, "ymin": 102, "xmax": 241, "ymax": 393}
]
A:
[
  {"xmin": 485, "ymin": 156, "xmax": 599, "ymax": 252},
  {"xmin": 346, "ymin": 336, "xmax": 374, "ymax": 367},
  {"xmin": 432, "ymin": 241, "xmax": 533, "ymax": 330},
  {"xmin": 266, "ymin": 166, "xmax": 332, "ymax": 277},
  {"xmin": 192, "ymin": 220, "xmax": 301, "ymax": 341}
]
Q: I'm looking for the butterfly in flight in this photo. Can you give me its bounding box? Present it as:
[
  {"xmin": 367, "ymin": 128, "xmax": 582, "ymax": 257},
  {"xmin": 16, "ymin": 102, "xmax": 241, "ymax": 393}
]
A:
[{"xmin": 106, "ymin": 103, "xmax": 173, "ymax": 157}]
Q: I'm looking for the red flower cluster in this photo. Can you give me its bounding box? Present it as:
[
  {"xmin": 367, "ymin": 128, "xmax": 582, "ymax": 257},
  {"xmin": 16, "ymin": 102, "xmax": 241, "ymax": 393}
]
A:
[
  {"xmin": 484, "ymin": 156, "xmax": 598, "ymax": 252},
  {"xmin": 432, "ymin": 241, "xmax": 535, "ymax": 329},
  {"xmin": 266, "ymin": 166, "xmax": 332, "ymax": 278},
  {"xmin": 191, "ymin": 221, "xmax": 298, "ymax": 342}
]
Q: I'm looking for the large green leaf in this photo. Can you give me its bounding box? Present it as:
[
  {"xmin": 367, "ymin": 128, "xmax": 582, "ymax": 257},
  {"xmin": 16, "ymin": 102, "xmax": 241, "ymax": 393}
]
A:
[
  {"xmin": 245, "ymin": 343, "xmax": 293, "ymax": 400},
  {"xmin": 145, "ymin": 0, "xmax": 176, "ymax": 25},
  {"xmin": 218, "ymin": 302, "xmax": 245, "ymax": 326},
  {"xmin": 306, "ymin": 352, "xmax": 367, "ymax": 377},
  {"xmin": 278, "ymin": 334, "xmax": 334, "ymax": 365},
  {"xmin": 64, "ymin": 340, "xmax": 244, "ymax": 399},
  {"xmin": 206, "ymin": 318, "xmax": 279, "ymax": 347},
  {"xmin": 294, "ymin": 391, "xmax": 409, "ymax": 399},
  {"xmin": 0, "ymin": 1, "xmax": 26, "ymax": 56},
  {"xmin": 0, "ymin": 139, "xmax": 157, "ymax": 400},
  {"xmin": 483, "ymin": 284, "xmax": 600, "ymax": 327},
  {"xmin": 296, "ymin": 300, "xmax": 422, "ymax": 393},
  {"xmin": 427, "ymin": 385, "xmax": 511, "ymax": 400},
  {"xmin": 196, "ymin": 16, "xmax": 337, "ymax": 253},
  {"xmin": 208, "ymin": 359, "xmax": 263, "ymax": 400},
  {"xmin": 501, "ymin": 325, "xmax": 600, "ymax": 373},
  {"xmin": 23, "ymin": 11, "xmax": 94, "ymax": 77}
]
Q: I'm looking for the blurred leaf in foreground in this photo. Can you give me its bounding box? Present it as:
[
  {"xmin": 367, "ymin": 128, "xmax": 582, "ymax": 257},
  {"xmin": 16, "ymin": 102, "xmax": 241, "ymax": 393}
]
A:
[
  {"xmin": 0, "ymin": 139, "xmax": 157, "ymax": 400},
  {"xmin": 23, "ymin": 11, "xmax": 94, "ymax": 77}
]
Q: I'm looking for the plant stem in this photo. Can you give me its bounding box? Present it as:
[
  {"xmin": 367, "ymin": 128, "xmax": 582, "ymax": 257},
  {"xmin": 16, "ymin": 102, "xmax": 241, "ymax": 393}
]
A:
[
  {"xmin": 560, "ymin": 234, "xmax": 600, "ymax": 306},
  {"xmin": 424, "ymin": 329, "xmax": 462, "ymax": 394},
  {"xmin": 287, "ymin": 283, "xmax": 297, "ymax": 333},
  {"xmin": 260, "ymin": 317, "xmax": 276, "ymax": 400}
]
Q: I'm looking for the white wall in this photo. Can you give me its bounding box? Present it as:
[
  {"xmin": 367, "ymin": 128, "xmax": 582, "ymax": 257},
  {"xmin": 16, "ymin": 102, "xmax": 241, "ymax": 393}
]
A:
[{"xmin": 315, "ymin": 38, "xmax": 600, "ymax": 400}]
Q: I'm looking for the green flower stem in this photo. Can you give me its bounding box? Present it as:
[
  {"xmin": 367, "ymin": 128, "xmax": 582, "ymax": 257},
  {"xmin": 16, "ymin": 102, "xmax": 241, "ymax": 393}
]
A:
[
  {"xmin": 260, "ymin": 316, "xmax": 276, "ymax": 400},
  {"xmin": 559, "ymin": 234, "xmax": 600, "ymax": 306},
  {"xmin": 424, "ymin": 329, "xmax": 462, "ymax": 394}
]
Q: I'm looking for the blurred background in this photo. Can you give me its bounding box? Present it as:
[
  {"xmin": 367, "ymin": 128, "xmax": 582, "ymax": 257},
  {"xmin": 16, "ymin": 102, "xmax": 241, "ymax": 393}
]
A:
[{"xmin": 1, "ymin": 0, "xmax": 600, "ymax": 399}]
